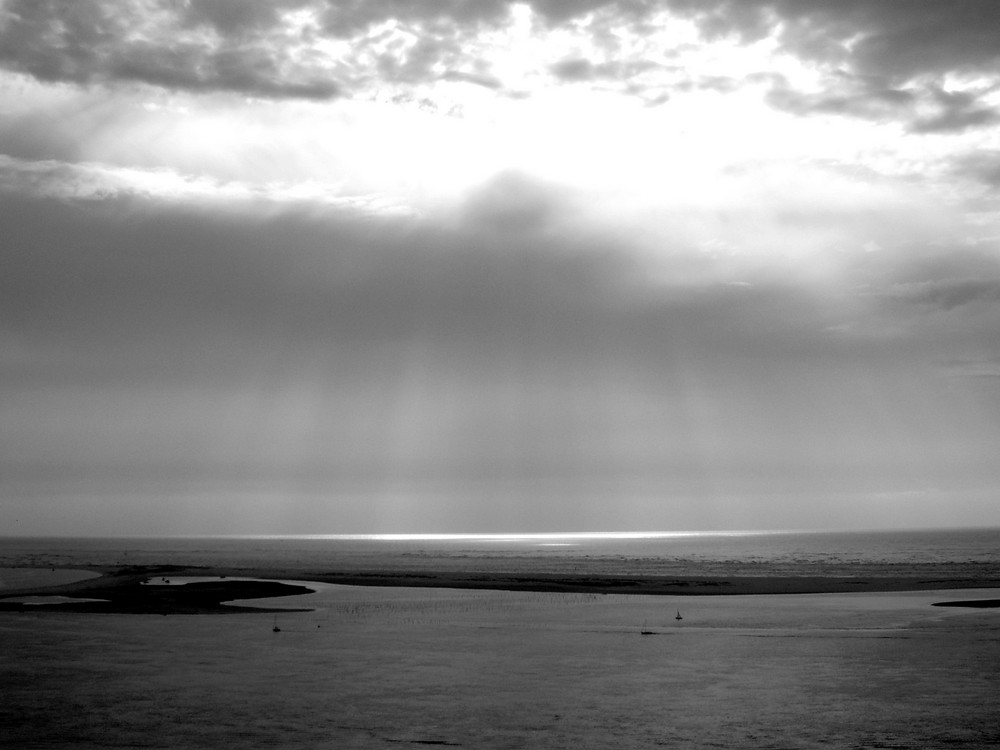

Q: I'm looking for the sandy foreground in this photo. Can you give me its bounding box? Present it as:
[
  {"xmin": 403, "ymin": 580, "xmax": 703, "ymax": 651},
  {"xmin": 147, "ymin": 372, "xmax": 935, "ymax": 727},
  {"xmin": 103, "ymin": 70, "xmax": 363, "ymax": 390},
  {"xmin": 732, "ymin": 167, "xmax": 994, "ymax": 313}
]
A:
[{"xmin": 2, "ymin": 566, "xmax": 1000, "ymax": 748}]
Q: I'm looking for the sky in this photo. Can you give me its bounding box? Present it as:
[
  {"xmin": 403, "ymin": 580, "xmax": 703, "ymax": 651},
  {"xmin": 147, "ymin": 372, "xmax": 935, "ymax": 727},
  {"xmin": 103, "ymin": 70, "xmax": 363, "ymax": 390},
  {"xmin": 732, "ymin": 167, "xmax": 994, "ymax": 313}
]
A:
[{"xmin": 2, "ymin": 0, "xmax": 1000, "ymax": 536}]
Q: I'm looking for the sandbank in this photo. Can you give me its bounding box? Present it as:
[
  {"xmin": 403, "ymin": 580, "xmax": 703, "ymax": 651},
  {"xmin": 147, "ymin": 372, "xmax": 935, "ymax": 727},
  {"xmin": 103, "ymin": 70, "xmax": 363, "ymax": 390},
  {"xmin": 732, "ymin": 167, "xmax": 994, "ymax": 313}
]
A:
[
  {"xmin": 2, "ymin": 563, "xmax": 1000, "ymax": 614},
  {"xmin": 0, "ymin": 567, "xmax": 101, "ymax": 590}
]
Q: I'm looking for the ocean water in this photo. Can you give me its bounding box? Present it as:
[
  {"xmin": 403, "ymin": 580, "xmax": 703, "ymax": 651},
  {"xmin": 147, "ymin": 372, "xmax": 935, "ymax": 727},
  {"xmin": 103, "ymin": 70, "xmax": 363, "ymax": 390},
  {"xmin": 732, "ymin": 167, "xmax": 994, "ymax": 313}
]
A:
[
  {"xmin": 2, "ymin": 527, "xmax": 999, "ymax": 581},
  {"xmin": 2, "ymin": 530, "xmax": 1000, "ymax": 748}
]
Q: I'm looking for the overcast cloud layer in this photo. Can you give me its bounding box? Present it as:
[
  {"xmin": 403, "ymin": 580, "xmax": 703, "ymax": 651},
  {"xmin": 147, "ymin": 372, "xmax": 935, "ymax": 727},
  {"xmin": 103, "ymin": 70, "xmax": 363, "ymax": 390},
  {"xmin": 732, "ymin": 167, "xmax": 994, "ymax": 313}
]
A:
[{"xmin": 2, "ymin": 1, "xmax": 1000, "ymax": 535}]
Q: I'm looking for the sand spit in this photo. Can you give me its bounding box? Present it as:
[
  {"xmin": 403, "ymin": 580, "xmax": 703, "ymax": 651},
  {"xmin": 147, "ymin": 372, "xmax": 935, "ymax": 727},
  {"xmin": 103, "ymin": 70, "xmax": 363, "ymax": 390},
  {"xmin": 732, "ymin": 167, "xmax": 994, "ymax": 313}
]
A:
[
  {"xmin": 294, "ymin": 569, "xmax": 1000, "ymax": 596},
  {"xmin": 0, "ymin": 567, "xmax": 315, "ymax": 614},
  {"xmin": 932, "ymin": 598, "xmax": 1000, "ymax": 608},
  {"xmin": 0, "ymin": 567, "xmax": 100, "ymax": 590},
  {"xmin": 3, "ymin": 564, "xmax": 1000, "ymax": 614}
]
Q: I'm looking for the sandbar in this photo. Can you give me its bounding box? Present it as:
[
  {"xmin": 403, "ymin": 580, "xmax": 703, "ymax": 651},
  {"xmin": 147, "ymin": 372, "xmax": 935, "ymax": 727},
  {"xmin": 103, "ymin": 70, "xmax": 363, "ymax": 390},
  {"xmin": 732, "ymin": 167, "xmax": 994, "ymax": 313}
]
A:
[
  {"xmin": 0, "ymin": 567, "xmax": 100, "ymax": 590},
  {"xmin": 2, "ymin": 562, "xmax": 1000, "ymax": 614}
]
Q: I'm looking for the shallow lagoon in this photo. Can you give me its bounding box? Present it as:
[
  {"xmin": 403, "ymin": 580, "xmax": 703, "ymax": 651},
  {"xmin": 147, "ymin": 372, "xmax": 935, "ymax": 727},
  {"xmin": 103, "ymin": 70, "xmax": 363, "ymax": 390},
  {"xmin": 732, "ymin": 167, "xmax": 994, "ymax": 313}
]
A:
[{"xmin": 3, "ymin": 582, "xmax": 999, "ymax": 748}]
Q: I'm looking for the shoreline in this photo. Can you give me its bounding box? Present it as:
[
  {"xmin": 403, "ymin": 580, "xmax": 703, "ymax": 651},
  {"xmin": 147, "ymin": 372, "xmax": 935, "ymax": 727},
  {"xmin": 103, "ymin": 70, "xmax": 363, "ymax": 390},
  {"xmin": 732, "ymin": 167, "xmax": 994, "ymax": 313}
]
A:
[{"xmin": 2, "ymin": 564, "xmax": 1000, "ymax": 614}]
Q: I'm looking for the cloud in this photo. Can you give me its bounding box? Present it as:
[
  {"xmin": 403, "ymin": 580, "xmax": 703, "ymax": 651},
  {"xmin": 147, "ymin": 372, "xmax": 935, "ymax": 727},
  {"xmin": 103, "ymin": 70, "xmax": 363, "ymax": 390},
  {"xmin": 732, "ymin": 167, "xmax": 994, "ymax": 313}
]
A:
[
  {"xmin": 0, "ymin": 174, "xmax": 634, "ymax": 374},
  {"xmin": 951, "ymin": 150, "xmax": 1000, "ymax": 189},
  {"xmin": 663, "ymin": 1, "xmax": 1000, "ymax": 130},
  {"xmin": 908, "ymin": 87, "xmax": 1000, "ymax": 134},
  {"xmin": 4, "ymin": 165, "xmax": 1000, "ymax": 530},
  {"xmin": 0, "ymin": 0, "xmax": 341, "ymax": 99},
  {"xmin": 0, "ymin": 183, "xmax": 665, "ymax": 492},
  {"xmin": 4, "ymin": 2, "xmax": 1000, "ymax": 533},
  {"xmin": 440, "ymin": 70, "xmax": 503, "ymax": 89},
  {"xmin": 0, "ymin": 166, "xmax": 990, "ymax": 383},
  {"xmin": 0, "ymin": 0, "xmax": 540, "ymax": 99},
  {"xmin": 833, "ymin": 243, "xmax": 1000, "ymax": 346},
  {"xmin": 940, "ymin": 358, "xmax": 1000, "ymax": 379},
  {"xmin": 886, "ymin": 278, "xmax": 1000, "ymax": 311},
  {"xmin": 550, "ymin": 57, "xmax": 602, "ymax": 83},
  {"xmin": 765, "ymin": 75, "xmax": 1000, "ymax": 133},
  {"xmin": 3, "ymin": 1, "xmax": 999, "ymax": 107},
  {"xmin": 183, "ymin": 0, "xmax": 310, "ymax": 36},
  {"xmin": 315, "ymin": 0, "xmax": 511, "ymax": 37},
  {"xmin": 0, "ymin": 167, "xmax": 897, "ymax": 392},
  {"xmin": 672, "ymin": 0, "xmax": 1000, "ymax": 81},
  {"xmin": 765, "ymin": 75, "xmax": 916, "ymax": 122},
  {"xmin": 549, "ymin": 56, "xmax": 658, "ymax": 83},
  {"xmin": 812, "ymin": 1, "xmax": 1000, "ymax": 81}
]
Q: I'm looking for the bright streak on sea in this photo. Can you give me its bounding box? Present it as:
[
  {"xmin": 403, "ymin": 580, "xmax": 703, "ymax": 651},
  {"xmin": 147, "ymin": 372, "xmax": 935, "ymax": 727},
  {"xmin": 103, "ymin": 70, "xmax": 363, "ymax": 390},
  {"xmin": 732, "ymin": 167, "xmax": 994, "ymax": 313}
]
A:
[{"xmin": 231, "ymin": 530, "xmax": 800, "ymax": 542}]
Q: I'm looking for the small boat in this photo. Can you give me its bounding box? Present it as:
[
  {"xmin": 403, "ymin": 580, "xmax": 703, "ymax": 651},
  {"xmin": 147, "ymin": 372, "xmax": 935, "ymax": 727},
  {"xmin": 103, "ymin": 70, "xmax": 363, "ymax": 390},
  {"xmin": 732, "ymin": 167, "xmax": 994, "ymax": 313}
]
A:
[
  {"xmin": 272, "ymin": 615, "xmax": 281, "ymax": 633},
  {"xmin": 675, "ymin": 610, "xmax": 683, "ymax": 621}
]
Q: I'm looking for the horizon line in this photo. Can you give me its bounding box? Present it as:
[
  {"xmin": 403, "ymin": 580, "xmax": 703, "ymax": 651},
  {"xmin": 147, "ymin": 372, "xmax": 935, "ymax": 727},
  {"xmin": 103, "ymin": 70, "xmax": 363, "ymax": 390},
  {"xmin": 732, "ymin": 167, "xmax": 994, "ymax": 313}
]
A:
[{"xmin": 5, "ymin": 526, "xmax": 996, "ymax": 541}]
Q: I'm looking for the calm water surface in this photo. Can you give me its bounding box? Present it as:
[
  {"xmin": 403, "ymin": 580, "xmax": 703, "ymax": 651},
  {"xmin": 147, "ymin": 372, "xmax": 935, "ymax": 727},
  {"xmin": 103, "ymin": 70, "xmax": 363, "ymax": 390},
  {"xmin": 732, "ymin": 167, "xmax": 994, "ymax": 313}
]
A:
[{"xmin": 2, "ymin": 527, "xmax": 998, "ymax": 579}]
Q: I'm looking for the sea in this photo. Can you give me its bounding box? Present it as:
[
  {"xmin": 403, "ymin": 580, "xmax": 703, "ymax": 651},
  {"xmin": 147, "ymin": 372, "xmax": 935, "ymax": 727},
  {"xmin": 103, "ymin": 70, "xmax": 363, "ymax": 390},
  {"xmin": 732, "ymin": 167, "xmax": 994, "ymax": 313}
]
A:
[
  {"xmin": 3, "ymin": 528, "xmax": 1000, "ymax": 749},
  {"xmin": 2, "ymin": 526, "xmax": 999, "ymax": 581}
]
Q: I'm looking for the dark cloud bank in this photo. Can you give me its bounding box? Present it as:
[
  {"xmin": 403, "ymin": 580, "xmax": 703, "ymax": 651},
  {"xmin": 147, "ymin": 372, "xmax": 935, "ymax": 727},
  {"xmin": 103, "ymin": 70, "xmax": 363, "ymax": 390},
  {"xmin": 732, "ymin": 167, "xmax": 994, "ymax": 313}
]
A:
[{"xmin": 3, "ymin": 178, "xmax": 1000, "ymax": 518}]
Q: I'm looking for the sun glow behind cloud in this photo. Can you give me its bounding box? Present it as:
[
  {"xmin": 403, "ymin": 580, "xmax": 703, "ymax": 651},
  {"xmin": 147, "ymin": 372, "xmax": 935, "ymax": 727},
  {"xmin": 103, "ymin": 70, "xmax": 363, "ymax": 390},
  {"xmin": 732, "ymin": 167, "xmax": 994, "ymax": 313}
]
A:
[
  {"xmin": 0, "ymin": 8, "xmax": 875, "ymax": 202},
  {"xmin": 2, "ymin": 1, "xmax": 993, "ymax": 262}
]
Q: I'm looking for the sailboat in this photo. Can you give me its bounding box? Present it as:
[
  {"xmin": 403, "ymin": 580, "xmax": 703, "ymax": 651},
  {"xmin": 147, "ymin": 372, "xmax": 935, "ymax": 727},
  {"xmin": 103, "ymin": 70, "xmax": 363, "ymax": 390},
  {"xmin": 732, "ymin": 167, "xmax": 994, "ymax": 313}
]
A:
[
  {"xmin": 675, "ymin": 610, "xmax": 683, "ymax": 621},
  {"xmin": 272, "ymin": 615, "xmax": 281, "ymax": 633}
]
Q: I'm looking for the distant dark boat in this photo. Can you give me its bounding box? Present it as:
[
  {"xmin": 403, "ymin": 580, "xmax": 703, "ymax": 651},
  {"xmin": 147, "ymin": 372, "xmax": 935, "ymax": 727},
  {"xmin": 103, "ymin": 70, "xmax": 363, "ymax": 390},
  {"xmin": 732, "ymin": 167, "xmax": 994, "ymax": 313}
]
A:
[
  {"xmin": 675, "ymin": 610, "xmax": 682, "ymax": 621},
  {"xmin": 272, "ymin": 615, "xmax": 281, "ymax": 633}
]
